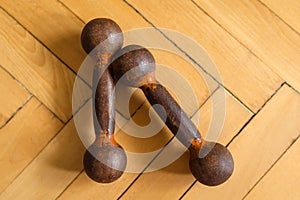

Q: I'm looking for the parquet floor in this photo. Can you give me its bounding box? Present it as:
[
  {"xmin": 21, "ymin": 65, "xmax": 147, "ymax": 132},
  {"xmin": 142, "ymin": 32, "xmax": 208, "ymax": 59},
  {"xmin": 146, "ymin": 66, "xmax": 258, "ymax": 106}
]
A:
[{"xmin": 0, "ymin": 0, "xmax": 299, "ymax": 199}]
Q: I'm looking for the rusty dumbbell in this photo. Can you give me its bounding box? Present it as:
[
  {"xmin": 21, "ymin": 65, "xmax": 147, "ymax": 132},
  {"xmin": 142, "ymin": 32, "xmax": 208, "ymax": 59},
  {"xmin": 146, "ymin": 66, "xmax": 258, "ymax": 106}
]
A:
[
  {"xmin": 111, "ymin": 45, "xmax": 234, "ymax": 186},
  {"xmin": 80, "ymin": 18, "xmax": 234, "ymax": 186},
  {"xmin": 80, "ymin": 18, "xmax": 127, "ymax": 183}
]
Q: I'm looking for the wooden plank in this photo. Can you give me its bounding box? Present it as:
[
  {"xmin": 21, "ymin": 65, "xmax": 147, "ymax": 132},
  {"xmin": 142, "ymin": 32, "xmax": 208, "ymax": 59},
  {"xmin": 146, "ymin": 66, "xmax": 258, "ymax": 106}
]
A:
[
  {"xmin": 0, "ymin": 0, "xmax": 85, "ymax": 72},
  {"xmin": 183, "ymin": 85, "xmax": 300, "ymax": 200},
  {"xmin": 0, "ymin": 100, "xmax": 126, "ymax": 200},
  {"xmin": 58, "ymin": 172, "xmax": 137, "ymax": 200},
  {"xmin": 194, "ymin": 0, "xmax": 300, "ymax": 92},
  {"xmin": 0, "ymin": 97, "xmax": 63, "ymax": 193},
  {"xmin": 124, "ymin": 0, "xmax": 283, "ymax": 112},
  {"xmin": 61, "ymin": 0, "xmax": 152, "ymax": 30},
  {"xmin": 120, "ymin": 89, "xmax": 252, "ymax": 199},
  {"xmin": 59, "ymin": 88, "xmax": 252, "ymax": 199},
  {"xmin": 197, "ymin": 88, "xmax": 252, "ymax": 143},
  {"xmin": 0, "ymin": 120, "xmax": 84, "ymax": 200},
  {"xmin": 0, "ymin": 8, "xmax": 89, "ymax": 122},
  {"xmin": 0, "ymin": 67, "xmax": 30, "ymax": 127},
  {"xmin": 245, "ymin": 137, "xmax": 300, "ymax": 200},
  {"xmin": 153, "ymin": 50, "xmax": 217, "ymax": 117},
  {"xmin": 260, "ymin": 0, "xmax": 300, "ymax": 33}
]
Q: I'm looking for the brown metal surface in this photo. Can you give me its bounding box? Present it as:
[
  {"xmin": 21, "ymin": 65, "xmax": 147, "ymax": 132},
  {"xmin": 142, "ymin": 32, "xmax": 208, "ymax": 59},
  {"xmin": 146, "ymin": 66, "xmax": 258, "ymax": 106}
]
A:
[
  {"xmin": 81, "ymin": 18, "xmax": 126, "ymax": 183},
  {"xmin": 141, "ymin": 83, "xmax": 202, "ymax": 147},
  {"xmin": 93, "ymin": 63, "xmax": 115, "ymax": 136}
]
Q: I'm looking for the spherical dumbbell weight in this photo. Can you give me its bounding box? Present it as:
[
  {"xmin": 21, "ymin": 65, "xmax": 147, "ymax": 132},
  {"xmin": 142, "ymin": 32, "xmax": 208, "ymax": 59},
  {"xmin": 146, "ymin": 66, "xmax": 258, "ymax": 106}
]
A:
[
  {"xmin": 81, "ymin": 18, "xmax": 127, "ymax": 183},
  {"xmin": 111, "ymin": 45, "xmax": 234, "ymax": 186}
]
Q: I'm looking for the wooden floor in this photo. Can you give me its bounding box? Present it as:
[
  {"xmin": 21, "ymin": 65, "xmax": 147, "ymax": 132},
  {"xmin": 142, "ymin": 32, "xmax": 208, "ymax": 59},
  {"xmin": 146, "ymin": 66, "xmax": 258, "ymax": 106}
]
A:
[{"xmin": 0, "ymin": 0, "xmax": 299, "ymax": 199}]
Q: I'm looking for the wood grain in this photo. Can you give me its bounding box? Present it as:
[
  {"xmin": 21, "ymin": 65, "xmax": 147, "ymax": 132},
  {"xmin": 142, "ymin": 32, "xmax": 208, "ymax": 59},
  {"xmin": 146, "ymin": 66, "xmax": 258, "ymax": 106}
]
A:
[
  {"xmin": 153, "ymin": 50, "xmax": 217, "ymax": 117},
  {"xmin": 244, "ymin": 136, "xmax": 300, "ymax": 200},
  {"xmin": 126, "ymin": 0, "xmax": 283, "ymax": 112},
  {"xmin": 0, "ymin": 97, "xmax": 63, "ymax": 193},
  {"xmin": 58, "ymin": 172, "xmax": 137, "ymax": 200},
  {"xmin": 0, "ymin": 8, "xmax": 90, "ymax": 122},
  {"xmin": 0, "ymin": 67, "xmax": 30, "ymax": 127},
  {"xmin": 0, "ymin": 119, "xmax": 83, "ymax": 200},
  {"xmin": 120, "ymin": 88, "xmax": 252, "ymax": 199},
  {"xmin": 61, "ymin": 0, "xmax": 152, "ymax": 30},
  {"xmin": 260, "ymin": 0, "xmax": 300, "ymax": 33},
  {"xmin": 183, "ymin": 85, "xmax": 300, "ymax": 200},
  {"xmin": 0, "ymin": 0, "xmax": 85, "ymax": 72},
  {"xmin": 194, "ymin": 0, "xmax": 300, "ymax": 92},
  {"xmin": 197, "ymin": 88, "xmax": 252, "ymax": 143}
]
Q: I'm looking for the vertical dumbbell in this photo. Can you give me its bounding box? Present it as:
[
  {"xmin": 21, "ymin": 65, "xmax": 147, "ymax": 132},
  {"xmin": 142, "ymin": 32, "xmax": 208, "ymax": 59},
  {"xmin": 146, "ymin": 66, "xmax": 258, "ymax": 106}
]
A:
[
  {"xmin": 111, "ymin": 45, "xmax": 234, "ymax": 186},
  {"xmin": 81, "ymin": 18, "xmax": 127, "ymax": 183}
]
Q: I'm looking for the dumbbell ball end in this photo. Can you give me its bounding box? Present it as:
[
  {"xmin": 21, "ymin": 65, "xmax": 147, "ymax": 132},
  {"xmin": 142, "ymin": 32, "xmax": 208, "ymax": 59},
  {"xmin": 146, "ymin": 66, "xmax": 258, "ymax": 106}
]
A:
[
  {"xmin": 111, "ymin": 45, "xmax": 156, "ymax": 87},
  {"xmin": 81, "ymin": 18, "xmax": 123, "ymax": 55},
  {"xmin": 189, "ymin": 141, "xmax": 234, "ymax": 186},
  {"xmin": 83, "ymin": 136, "xmax": 127, "ymax": 183}
]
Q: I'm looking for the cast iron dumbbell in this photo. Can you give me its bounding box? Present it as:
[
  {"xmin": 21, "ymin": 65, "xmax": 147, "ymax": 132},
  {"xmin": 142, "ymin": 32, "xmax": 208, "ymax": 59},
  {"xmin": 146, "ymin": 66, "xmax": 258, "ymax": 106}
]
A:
[
  {"xmin": 81, "ymin": 18, "xmax": 127, "ymax": 183},
  {"xmin": 111, "ymin": 45, "xmax": 234, "ymax": 186}
]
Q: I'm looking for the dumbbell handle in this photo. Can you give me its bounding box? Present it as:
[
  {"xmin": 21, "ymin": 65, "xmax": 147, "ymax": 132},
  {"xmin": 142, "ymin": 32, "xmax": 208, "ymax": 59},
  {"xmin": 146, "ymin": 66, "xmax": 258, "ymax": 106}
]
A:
[
  {"xmin": 140, "ymin": 82, "xmax": 202, "ymax": 148},
  {"xmin": 93, "ymin": 60, "xmax": 115, "ymax": 136}
]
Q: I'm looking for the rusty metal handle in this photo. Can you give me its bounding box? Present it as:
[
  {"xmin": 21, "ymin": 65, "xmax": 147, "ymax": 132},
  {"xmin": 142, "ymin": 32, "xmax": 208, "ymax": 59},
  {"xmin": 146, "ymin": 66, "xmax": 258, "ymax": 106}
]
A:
[
  {"xmin": 81, "ymin": 18, "xmax": 126, "ymax": 184},
  {"xmin": 140, "ymin": 83, "xmax": 202, "ymax": 148},
  {"xmin": 93, "ymin": 65, "xmax": 115, "ymax": 136}
]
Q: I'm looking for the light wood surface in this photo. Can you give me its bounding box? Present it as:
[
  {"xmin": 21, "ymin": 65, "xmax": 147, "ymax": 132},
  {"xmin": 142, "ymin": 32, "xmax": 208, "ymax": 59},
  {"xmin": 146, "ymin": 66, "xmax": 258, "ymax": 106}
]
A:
[
  {"xmin": 0, "ymin": 119, "xmax": 84, "ymax": 200},
  {"xmin": 260, "ymin": 0, "xmax": 300, "ymax": 33},
  {"xmin": 244, "ymin": 134, "xmax": 300, "ymax": 200},
  {"xmin": 0, "ymin": 97, "xmax": 63, "ymax": 193},
  {"xmin": 194, "ymin": 0, "xmax": 300, "ymax": 92},
  {"xmin": 0, "ymin": 67, "xmax": 30, "ymax": 127},
  {"xmin": 0, "ymin": 0, "xmax": 299, "ymax": 199},
  {"xmin": 0, "ymin": 0, "xmax": 85, "ymax": 72},
  {"xmin": 0, "ymin": 8, "xmax": 88, "ymax": 122}
]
